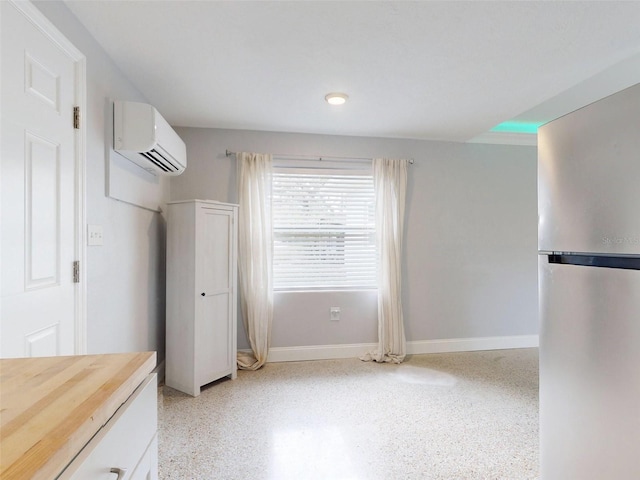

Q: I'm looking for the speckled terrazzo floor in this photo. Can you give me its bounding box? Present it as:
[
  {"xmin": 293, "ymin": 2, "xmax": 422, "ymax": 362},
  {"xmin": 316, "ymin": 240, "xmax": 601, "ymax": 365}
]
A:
[{"xmin": 158, "ymin": 348, "xmax": 539, "ymax": 480}]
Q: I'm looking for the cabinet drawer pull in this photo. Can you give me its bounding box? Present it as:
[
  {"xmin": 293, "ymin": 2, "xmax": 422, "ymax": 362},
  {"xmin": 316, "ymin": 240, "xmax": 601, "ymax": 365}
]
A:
[{"xmin": 110, "ymin": 467, "xmax": 127, "ymax": 479}]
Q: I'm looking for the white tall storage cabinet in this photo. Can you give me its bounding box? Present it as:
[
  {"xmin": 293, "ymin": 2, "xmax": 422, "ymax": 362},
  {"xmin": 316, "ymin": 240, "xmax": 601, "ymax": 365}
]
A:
[{"xmin": 166, "ymin": 200, "xmax": 238, "ymax": 396}]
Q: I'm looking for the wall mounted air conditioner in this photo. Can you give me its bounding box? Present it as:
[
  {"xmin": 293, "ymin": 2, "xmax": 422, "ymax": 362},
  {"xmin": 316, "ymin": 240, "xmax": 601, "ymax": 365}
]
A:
[{"xmin": 113, "ymin": 100, "xmax": 187, "ymax": 176}]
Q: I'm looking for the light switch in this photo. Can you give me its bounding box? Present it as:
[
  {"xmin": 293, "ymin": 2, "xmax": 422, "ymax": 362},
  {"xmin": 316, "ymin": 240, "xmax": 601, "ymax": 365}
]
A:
[{"xmin": 88, "ymin": 224, "xmax": 103, "ymax": 246}]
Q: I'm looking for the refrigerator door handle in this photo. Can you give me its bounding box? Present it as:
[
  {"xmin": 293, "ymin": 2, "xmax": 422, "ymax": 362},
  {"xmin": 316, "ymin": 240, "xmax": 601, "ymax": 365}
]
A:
[{"xmin": 548, "ymin": 253, "xmax": 640, "ymax": 271}]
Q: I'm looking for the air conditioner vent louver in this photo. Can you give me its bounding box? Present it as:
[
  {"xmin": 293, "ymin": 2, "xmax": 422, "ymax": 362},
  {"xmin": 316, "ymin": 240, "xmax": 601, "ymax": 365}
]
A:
[
  {"xmin": 141, "ymin": 149, "xmax": 179, "ymax": 173},
  {"xmin": 113, "ymin": 100, "xmax": 187, "ymax": 176}
]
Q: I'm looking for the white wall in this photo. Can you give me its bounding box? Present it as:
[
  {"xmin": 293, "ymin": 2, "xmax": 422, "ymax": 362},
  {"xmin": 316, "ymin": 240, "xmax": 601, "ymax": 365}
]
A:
[
  {"xmin": 34, "ymin": 1, "xmax": 168, "ymax": 358},
  {"xmin": 172, "ymin": 128, "xmax": 539, "ymax": 350}
]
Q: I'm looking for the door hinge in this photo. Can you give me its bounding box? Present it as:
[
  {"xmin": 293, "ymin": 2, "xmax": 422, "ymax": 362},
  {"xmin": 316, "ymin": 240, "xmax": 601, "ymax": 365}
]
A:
[
  {"xmin": 73, "ymin": 106, "xmax": 80, "ymax": 129},
  {"xmin": 73, "ymin": 261, "xmax": 80, "ymax": 283}
]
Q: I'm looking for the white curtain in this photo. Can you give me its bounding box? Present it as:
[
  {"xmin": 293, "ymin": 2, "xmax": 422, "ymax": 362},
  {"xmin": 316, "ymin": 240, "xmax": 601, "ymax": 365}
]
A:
[
  {"xmin": 362, "ymin": 158, "xmax": 409, "ymax": 364},
  {"xmin": 236, "ymin": 152, "xmax": 273, "ymax": 370}
]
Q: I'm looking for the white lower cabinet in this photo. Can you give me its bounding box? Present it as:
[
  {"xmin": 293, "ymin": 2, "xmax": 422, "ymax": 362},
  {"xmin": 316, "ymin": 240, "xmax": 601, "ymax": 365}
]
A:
[
  {"xmin": 166, "ymin": 200, "xmax": 238, "ymax": 397},
  {"xmin": 59, "ymin": 374, "xmax": 158, "ymax": 480},
  {"xmin": 130, "ymin": 435, "xmax": 158, "ymax": 480}
]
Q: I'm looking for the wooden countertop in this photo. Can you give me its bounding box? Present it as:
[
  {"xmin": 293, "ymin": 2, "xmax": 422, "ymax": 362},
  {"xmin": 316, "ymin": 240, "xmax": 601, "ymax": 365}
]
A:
[{"xmin": 0, "ymin": 351, "xmax": 156, "ymax": 480}]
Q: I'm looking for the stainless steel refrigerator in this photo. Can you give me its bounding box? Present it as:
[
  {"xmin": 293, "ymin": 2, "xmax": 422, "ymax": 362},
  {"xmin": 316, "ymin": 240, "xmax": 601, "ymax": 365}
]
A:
[{"xmin": 538, "ymin": 83, "xmax": 640, "ymax": 479}]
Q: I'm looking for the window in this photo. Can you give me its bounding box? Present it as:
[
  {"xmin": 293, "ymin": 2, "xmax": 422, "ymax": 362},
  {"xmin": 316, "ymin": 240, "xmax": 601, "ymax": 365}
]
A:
[{"xmin": 272, "ymin": 166, "xmax": 376, "ymax": 290}]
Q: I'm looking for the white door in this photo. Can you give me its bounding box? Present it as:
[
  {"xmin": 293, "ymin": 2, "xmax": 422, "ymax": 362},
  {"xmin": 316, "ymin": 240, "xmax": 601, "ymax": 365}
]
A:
[{"xmin": 1, "ymin": 1, "xmax": 85, "ymax": 358}]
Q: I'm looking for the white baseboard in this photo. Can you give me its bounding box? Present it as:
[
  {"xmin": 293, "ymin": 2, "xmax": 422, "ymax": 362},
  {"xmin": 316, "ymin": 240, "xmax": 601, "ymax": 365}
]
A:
[
  {"xmin": 407, "ymin": 334, "xmax": 539, "ymax": 355},
  {"xmin": 260, "ymin": 335, "xmax": 539, "ymax": 363},
  {"xmin": 266, "ymin": 343, "xmax": 378, "ymax": 363}
]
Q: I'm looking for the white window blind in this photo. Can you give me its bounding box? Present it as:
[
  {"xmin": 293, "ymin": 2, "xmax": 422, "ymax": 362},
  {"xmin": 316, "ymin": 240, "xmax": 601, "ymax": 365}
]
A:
[{"xmin": 272, "ymin": 168, "xmax": 376, "ymax": 290}]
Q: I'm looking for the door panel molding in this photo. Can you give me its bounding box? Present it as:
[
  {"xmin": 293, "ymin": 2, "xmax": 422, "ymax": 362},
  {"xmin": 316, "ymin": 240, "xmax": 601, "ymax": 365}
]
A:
[
  {"xmin": 25, "ymin": 52, "xmax": 61, "ymax": 112},
  {"xmin": 25, "ymin": 131, "xmax": 61, "ymax": 289},
  {"xmin": 26, "ymin": 323, "xmax": 60, "ymax": 357}
]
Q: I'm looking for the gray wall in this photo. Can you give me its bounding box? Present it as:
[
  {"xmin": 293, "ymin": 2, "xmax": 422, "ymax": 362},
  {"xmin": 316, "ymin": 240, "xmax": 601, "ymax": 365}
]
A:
[
  {"xmin": 34, "ymin": 1, "xmax": 168, "ymax": 358},
  {"xmin": 172, "ymin": 128, "xmax": 539, "ymax": 349},
  {"xmin": 32, "ymin": 1, "xmax": 539, "ymax": 356}
]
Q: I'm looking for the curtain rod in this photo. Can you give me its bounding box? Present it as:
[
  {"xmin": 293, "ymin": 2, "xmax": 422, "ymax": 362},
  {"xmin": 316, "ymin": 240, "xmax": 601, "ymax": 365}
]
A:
[{"xmin": 225, "ymin": 149, "xmax": 414, "ymax": 164}]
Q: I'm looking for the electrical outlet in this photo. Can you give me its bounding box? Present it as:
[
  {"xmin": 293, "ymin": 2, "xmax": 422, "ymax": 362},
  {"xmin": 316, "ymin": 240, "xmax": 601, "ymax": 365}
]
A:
[
  {"xmin": 88, "ymin": 224, "xmax": 103, "ymax": 246},
  {"xmin": 330, "ymin": 307, "xmax": 341, "ymax": 321}
]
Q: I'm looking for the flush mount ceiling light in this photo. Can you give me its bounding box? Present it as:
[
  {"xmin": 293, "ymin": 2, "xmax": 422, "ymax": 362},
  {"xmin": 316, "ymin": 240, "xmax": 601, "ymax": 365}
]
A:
[{"xmin": 325, "ymin": 92, "xmax": 349, "ymax": 105}]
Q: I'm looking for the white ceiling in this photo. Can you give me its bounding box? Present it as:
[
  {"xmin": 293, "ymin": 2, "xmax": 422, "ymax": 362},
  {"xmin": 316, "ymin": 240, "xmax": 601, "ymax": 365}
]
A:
[{"xmin": 65, "ymin": 1, "xmax": 640, "ymax": 143}]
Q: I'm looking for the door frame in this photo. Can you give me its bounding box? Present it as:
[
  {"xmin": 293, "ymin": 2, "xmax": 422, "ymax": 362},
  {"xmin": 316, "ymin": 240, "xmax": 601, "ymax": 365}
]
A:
[{"xmin": 9, "ymin": 0, "xmax": 87, "ymax": 354}]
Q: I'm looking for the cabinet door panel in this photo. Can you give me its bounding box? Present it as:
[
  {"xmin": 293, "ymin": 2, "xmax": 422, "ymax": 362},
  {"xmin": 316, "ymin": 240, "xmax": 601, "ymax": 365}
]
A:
[
  {"xmin": 130, "ymin": 434, "xmax": 158, "ymax": 480},
  {"xmin": 199, "ymin": 208, "xmax": 231, "ymax": 295},
  {"xmin": 197, "ymin": 293, "xmax": 231, "ymax": 386}
]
